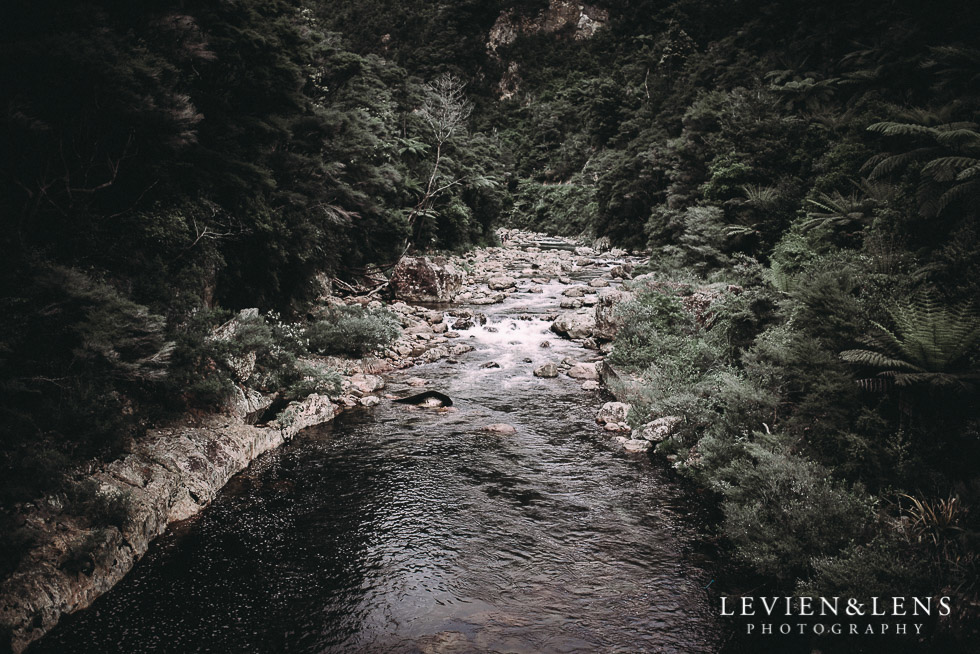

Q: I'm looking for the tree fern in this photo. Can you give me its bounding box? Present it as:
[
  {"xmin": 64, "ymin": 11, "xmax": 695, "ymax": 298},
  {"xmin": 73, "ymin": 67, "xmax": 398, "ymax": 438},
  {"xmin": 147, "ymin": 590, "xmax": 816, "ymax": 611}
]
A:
[
  {"xmin": 841, "ymin": 295, "xmax": 980, "ymax": 390},
  {"xmin": 865, "ymin": 119, "xmax": 980, "ymax": 216}
]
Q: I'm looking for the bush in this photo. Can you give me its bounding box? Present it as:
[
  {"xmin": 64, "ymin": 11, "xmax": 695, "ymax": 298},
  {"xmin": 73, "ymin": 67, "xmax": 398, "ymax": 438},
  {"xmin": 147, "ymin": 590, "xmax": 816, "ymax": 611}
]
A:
[
  {"xmin": 608, "ymin": 291, "xmax": 693, "ymax": 369},
  {"xmin": 305, "ymin": 305, "xmax": 401, "ymax": 357},
  {"xmin": 801, "ymin": 533, "xmax": 937, "ymax": 602},
  {"xmin": 712, "ymin": 443, "xmax": 873, "ymax": 581}
]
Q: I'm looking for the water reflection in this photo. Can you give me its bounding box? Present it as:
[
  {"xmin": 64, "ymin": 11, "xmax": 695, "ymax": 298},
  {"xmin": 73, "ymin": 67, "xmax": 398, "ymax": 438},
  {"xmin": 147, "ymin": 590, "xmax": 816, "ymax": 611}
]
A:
[{"xmin": 33, "ymin": 257, "xmax": 724, "ymax": 653}]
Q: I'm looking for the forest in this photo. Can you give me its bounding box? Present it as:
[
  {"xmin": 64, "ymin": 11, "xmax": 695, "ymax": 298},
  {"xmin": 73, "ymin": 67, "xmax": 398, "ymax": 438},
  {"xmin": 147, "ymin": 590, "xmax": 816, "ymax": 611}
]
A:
[{"xmin": 2, "ymin": 0, "xmax": 978, "ymax": 649}]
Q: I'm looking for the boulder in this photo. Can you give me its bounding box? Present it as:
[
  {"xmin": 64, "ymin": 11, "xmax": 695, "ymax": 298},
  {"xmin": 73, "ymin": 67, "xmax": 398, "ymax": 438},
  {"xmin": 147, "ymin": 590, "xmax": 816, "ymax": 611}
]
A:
[
  {"xmin": 227, "ymin": 386, "xmax": 274, "ymax": 423},
  {"xmin": 593, "ymin": 289, "xmax": 635, "ymax": 341},
  {"xmin": 567, "ymin": 362, "xmax": 599, "ymax": 380},
  {"xmin": 623, "ymin": 439, "xmax": 652, "ymax": 454},
  {"xmin": 359, "ymin": 396, "xmax": 381, "ymax": 407},
  {"xmin": 562, "ymin": 287, "xmax": 586, "ymax": 298},
  {"xmin": 639, "ymin": 416, "xmax": 683, "ymax": 442},
  {"xmin": 596, "ymin": 401, "xmax": 631, "ymax": 425},
  {"xmin": 610, "ymin": 264, "xmax": 634, "ymax": 279},
  {"xmin": 390, "ymin": 256, "xmax": 463, "ymax": 303},
  {"xmin": 581, "ymin": 380, "xmax": 600, "ymax": 391},
  {"xmin": 349, "ymin": 373, "xmax": 385, "ymax": 394},
  {"xmin": 487, "ymin": 275, "xmax": 516, "ymax": 290},
  {"xmin": 551, "ymin": 311, "xmax": 596, "ymax": 339},
  {"xmin": 533, "ymin": 363, "xmax": 559, "ymax": 378},
  {"xmin": 588, "ymin": 278, "xmax": 610, "ymax": 288}
]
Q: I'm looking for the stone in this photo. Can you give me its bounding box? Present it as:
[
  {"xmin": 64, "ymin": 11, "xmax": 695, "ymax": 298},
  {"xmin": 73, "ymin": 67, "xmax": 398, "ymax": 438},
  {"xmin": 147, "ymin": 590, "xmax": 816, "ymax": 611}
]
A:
[
  {"xmin": 359, "ymin": 396, "xmax": 381, "ymax": 407},
  {"xmin": 639, "ymin": 416, "xmax": 683, "ymax": 442},
  {"xmin": 588, "ymin": 278, "xmax": 610, "ymax": 288},
  {"xmin": 539, "ymin": 340, "xmax": 551, "ymax": 348},
  {"xmin": 567, "ymin": 362, "xmax": 599, "ymax": 380},
  {"xmin": 431, "ymin": 322, "xmax": 448, "ymax": 334},
  {"xmin": 610, "ymin": 264, "xmax": 634, "ymax": 279},
  {"xmin": 596, "ymin": 401, "xmax": 631, "ymax": 425},
  {"xmin": 453, "ymin": 318, "xmax": 474, "ymax": 330},
  {"xmin": 574, "ymin": 246, "xmax": 594, "ymax": 256},
  {"xmin": 487, "ymin": 275, "xmax": 516, "ymax": 290},
  {"xmin": 483, "ymin": 423, "xmax": 517, "ymax": 434},
  {"xmin": 349, "ymin": 373, "xmax": 385, "ymax": 394},
  {"xmin": 593, "ymin": 289, "xmax": 635, "ymax": 341},
  {"xmin": 581, "ymin": 380, "xmax": 600, "ymax": 391},
  {"xmin": 623, "ymin": 439, "xmax": 652, "ymax": 454},
  {"xmin": 390, "ymin": 256, "xmax": 463, "ymax": 303},
  {"xmin": 481, "ymin": 361, "xmax": 501, "ymax": 369},
  {"xmin": 562, "ymin": 287, "xmax": 586, "ymax": 298},
  {"xmin": 405, "ymin": 377, "xmax": 428, "ymax": 387},
  {"xmin": 227, "ymin": 386, "xmax": 273, "ymax": 424},
  {"xmin": 450, "ymin": 344, "xmax": 475, "ymax": 356},
  {"xmin": 533, "ymin": 363, "xmax": 559, "ymax": 378},
  {"xmin": 551, "ymin": 311, "xmax": 596, "ymax": 339},
  {"xmin": 576, "ymin": 257, "xmax": 592, "ymax": 267},
  {"xmin": 559, "ymin": 299, "xmax": 583, "ymax": 309}
]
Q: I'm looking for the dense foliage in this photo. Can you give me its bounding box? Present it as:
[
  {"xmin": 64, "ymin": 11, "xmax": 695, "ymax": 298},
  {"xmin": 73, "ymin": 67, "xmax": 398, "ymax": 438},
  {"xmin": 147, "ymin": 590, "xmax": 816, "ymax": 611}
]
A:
[{"xmin": 1, "ymin": 0, "xmax": 978, "ymax": 645}]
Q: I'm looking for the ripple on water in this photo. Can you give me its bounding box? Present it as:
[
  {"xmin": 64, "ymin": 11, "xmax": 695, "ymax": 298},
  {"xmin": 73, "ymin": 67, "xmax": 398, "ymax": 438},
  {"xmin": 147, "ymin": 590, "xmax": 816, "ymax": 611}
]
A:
[{"xmin": 32, "ymin": 256, "xmax": 723, "ymax": 654}]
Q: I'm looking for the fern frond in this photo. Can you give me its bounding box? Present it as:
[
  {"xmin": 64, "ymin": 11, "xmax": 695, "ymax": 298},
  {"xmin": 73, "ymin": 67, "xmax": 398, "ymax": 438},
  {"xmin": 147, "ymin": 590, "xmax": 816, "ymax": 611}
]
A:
[
  {"xmin": 867, "ymin": 122, "xmax": 937, "ymax": 138},
  {"xmin": 921, "ymin": 156, "xmax": 979, "ymax": 181}
]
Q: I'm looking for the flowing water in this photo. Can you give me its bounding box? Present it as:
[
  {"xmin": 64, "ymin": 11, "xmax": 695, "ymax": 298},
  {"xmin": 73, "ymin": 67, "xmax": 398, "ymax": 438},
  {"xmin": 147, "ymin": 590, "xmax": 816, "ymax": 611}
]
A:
[{"xmin": 33, "ymin": 251, "xmax": 726, "ymax": 653}]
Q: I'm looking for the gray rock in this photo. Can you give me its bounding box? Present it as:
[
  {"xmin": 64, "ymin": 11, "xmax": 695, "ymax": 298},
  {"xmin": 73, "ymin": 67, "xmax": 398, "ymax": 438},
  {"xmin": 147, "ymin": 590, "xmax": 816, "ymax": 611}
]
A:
[
  {"xmin": 581, "ymin": 380, "xmax": 600, "ymax": 391},
  {"xmin": 533, "ymin": 363, "xmax": 559, "ymax": 378},
  {"xmin": 349, "ymin": 373, "xmax": 385, "ymax": 394},
  {"xmin": 359, "ymin": 396, "xmax": 381, "ymax": 407},
  {"xmin": 639, "ymin": 416, "xmax": 683, "ymax": 442},
  {"xmin": 596, "ymin": 401, "xmax": 631, "ymax": 425},
  {"xmin": 623, "ymin": 439, "xmax": 652, "ymax": 453},
  {"xmin": 562, "ymin": 287, "xmax": 586, "ymax": 298},
  {"xmin": 390, "ymin": 256, "xmax": 463, "ymax": 303},
  {"xmin": 551, "ymin": 311, "xmax": 597, "ymax": 339},
  {"xmin": 567, "ymin": 362, "xmax": 599, "ymax": 380},
  {"xmin": 593, "ymin": 289, "xmax": 635, "ymax": 341},
  {"xmin": 487, "ymin": 275, "xmax": 516, "ymax": 290},
  {"xmin": 588, "ymin": 278, "xmax": 610, "ymax": 288}
]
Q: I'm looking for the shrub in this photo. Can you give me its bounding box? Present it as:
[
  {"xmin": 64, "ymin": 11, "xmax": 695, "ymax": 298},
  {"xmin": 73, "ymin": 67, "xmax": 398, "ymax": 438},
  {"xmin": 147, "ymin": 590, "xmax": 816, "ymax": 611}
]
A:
[
  {"xmin": 712, "ymin": 443, "xmax": 873, "ymax": 581},
  {"xmin": 283, "ymin": 363, "xmax": 342, "ymax": 401},
  {"xmin": 801, "ymin": 533, "xmax": 937, "ymax": 601},
  {"xmin": 608, "ymin": 291, "xmax": 693, "ymax": 369},
  {"xmin": 305, "ymin": 305, "xmax": 401, "ymax": 357}
]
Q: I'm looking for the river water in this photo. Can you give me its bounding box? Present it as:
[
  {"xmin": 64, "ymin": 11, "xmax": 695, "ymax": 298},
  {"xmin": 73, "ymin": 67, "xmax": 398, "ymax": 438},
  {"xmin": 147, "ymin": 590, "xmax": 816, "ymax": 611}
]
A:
[{"xmin": 33, "ymin": 249, "xmax": 726, "ymax": 653}]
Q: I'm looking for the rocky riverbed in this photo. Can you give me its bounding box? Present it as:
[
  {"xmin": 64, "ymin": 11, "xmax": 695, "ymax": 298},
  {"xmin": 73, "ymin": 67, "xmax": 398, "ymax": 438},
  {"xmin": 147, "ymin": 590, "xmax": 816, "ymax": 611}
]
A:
[{"xmin": 1, "ymin": 229, "xmax": 717, "ymax": 653}]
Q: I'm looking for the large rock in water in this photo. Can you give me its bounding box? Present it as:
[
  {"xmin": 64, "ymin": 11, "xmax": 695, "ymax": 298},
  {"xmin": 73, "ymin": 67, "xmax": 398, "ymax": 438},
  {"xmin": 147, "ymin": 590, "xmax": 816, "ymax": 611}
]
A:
[
  {"xmin": 551, "ymin": 311, "xmax": 596, "ymax": 339},
  {"xmin": 596, "ymin": 401, "xmax": 631, "ymax": 425},
  {"xmin": 593, "ymin": 289, "xmax": 635, "ymax": 341},
  {"xmin": 390, "ymin": 256, "xmax": 463, "ymax": 303}
]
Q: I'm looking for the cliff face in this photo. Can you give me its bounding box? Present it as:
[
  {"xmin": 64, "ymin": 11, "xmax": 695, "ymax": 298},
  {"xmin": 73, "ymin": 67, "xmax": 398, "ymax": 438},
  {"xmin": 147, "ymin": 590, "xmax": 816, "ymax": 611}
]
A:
[
  {"xmin": 0, "ymin": 394, "xmax": 336, "ymax": 654},
  {"xmin": 488, "ymin": 1, "xmax": 609, "ymax": 99}
]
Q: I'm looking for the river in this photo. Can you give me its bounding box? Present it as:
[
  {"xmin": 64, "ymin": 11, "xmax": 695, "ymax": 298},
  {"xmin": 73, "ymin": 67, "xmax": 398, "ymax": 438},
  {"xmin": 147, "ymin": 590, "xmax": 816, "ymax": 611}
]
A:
[{"xmin": 32, "ymin": 244, "xmax": 727, "ymax": 653}]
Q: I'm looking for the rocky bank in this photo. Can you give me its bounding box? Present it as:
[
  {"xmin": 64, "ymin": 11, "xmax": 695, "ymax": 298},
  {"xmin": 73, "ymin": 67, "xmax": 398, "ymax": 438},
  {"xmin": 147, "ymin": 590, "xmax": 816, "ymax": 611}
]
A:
[{"xmin": 2, "ymin": 228, "xmax": 736, "ymax": 652}]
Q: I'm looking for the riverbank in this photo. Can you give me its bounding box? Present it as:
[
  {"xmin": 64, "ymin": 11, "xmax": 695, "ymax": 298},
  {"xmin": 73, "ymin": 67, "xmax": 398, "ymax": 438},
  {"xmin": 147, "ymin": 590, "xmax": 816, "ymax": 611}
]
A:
[
  {"xmin": 26, "ymin": 230, "xmax": 728, "ymax": 654},
  {"xmin": 1, "ymin": 230, "xmax": 648, "ymax": 653}
]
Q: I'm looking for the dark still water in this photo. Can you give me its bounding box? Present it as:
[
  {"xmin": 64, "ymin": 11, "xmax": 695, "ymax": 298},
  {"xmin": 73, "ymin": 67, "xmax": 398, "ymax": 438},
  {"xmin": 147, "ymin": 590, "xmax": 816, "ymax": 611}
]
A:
[{"xmin": 32, "ymin": 263, "xmax": 727, "ymax": 653}]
